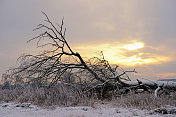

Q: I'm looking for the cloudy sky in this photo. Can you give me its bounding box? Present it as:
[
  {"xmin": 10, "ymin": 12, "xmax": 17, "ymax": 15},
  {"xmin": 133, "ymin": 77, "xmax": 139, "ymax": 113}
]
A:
[{"xmin": 0, "ymin": 0, "xmax": 176, "ymax": 80}]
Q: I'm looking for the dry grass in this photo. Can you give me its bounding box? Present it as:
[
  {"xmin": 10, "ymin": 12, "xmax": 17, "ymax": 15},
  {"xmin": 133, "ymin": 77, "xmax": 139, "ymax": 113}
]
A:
[
  {"xmin": 0, "ymin": 84, "xmax": 96, "ymax": 107},
  {"xmin": 110, "ymin": 92, "xmax": 176, "ymax": 110},
  {"xmin": 0, "ymin": 85, "xmax": 176, "ymax": 110}
]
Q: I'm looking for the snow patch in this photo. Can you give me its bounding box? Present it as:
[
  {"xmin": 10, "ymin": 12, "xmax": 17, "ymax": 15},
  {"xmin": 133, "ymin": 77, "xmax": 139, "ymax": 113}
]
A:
[{"xmin": 0, "ymin": 102, "xmax": 175, "ymax": 117}]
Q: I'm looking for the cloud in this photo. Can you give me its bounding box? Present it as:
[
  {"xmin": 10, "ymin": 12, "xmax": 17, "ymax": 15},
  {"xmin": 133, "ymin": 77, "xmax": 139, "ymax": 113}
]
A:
[
  {"xmin": 156, "ymin": 73, "xmax": 176, "ymax": 78},
  {"xmin": 93, "ymin": 22, "xmax": 115, "ymax": 31},
  {"xmin": 0, "ymin": 0, "xmax": 176, "ymax": 80},
  {"xmin": 73, "ymin": 40, "xmax": 171, "ymax": 66}
]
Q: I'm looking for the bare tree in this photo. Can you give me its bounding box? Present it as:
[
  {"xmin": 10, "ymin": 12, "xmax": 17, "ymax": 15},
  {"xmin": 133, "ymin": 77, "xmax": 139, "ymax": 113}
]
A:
[
  {"xmin": 5, "ymin": 12, "xmax": 176, "ymax": 97},
  {"xmin": 6, "ymin": 12, "xmax": 134, "ymax": 91}
]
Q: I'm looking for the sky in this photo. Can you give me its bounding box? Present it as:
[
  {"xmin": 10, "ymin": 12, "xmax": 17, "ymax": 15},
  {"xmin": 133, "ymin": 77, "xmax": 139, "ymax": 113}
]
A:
[{"xmin": 0, "ymin": 0, "xmax": 176, "ymax": 80}]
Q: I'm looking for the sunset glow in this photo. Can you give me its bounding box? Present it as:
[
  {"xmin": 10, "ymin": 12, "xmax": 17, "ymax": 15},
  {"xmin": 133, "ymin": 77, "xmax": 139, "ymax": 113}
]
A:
[
  {"xmin": 1, "ymin": 0, "xmax": 176, "ymax": 80},
  {"xmin": 156, "ymin": 73, "xmax": 176, "ymax": 78},
  {"xmin": 74, "ymin": 41, "xmax": 171, "ymax": 66},
  {"xmin": 122, "ymin": 42, "xmax": 144, "ymax": 50}
]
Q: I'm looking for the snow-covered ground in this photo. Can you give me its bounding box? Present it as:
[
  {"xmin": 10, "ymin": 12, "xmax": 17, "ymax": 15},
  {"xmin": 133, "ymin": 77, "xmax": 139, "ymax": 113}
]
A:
[{"xmin": 0, "ymin": 102, "xmax": 175, "ymax": 117}]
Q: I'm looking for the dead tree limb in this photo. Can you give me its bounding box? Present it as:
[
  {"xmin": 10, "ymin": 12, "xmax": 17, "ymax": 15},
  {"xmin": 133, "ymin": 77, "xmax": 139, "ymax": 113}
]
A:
[
  {"xmin": 5, "ymin": 12, "xmax": 133, "ymax": 91},
  {"xmin": 5, "ymin": 12, "xmax": 175, "ymax": 98}
]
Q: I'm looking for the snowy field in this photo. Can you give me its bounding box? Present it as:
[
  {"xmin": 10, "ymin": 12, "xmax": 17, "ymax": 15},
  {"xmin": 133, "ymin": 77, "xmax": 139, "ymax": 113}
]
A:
[{"xmin": 0, "ymin": 103, "xmax": 175, "ymax": 117}]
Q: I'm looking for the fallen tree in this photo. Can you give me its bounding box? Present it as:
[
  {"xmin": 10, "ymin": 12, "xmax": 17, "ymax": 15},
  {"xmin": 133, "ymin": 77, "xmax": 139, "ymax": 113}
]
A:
[
  {"xmin": 124, "ymin": 80, "xmax": 176, "ymax": 97},
  {"xmin": 3, "ymin": 12, "xmax": 176, "ymax": 98}
]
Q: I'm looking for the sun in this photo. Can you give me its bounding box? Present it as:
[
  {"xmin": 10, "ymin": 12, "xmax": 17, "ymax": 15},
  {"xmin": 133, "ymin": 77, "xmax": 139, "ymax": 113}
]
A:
[
  {"xmin": 74, "ymin": 41, "xmax": 170, "ymax": 66},
  {"xmin": 122, "ymin": 42, "xmax": 144, "ymax": 50}
]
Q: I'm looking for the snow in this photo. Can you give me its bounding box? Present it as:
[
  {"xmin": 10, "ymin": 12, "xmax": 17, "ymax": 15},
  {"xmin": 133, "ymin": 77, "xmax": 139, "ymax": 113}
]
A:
[
  {"xmin": 125, "ymin": 80, "xmax": 176, "ymax": 87},
  {"xmin": 154, "ymin": 86, "xmax": 162, "ymax": 97},
  {"xmin": 0, "ymin": 102, "xmax": 175, "ymax": 117}
]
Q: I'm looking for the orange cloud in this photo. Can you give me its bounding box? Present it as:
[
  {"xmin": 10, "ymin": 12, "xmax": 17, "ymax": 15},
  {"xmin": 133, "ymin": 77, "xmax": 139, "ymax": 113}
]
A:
[
  {"xmin": 73, "ymin": 40, "xmax": 171, "ymax": 66},
  {"xmin": 156, "ymin": 73, "xmax": 176, "ymax": 78}
]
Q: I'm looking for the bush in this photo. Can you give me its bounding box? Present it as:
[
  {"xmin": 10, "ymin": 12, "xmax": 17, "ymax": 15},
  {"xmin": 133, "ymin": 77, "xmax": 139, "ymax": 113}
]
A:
[
  {"xmin": 0, "ymin": 84, "xmax": 95, "ymax": 107},
  {"xmin": 1, "ymin": 85, "xmax": 176, "ymax": 110}
]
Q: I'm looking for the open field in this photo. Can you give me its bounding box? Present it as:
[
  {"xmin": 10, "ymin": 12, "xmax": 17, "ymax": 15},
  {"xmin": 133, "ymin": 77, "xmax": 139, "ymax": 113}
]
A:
[
  {"xmin": 0, "ymin": 102, "xmax": 176, "ymax": 117},
  {"xmin": 0, "ymin": 86, "xmax": 176, "ymax": 117},
  {"xmin": 0, "ymin": 85, "xmax": 176, "ymax": 109}
]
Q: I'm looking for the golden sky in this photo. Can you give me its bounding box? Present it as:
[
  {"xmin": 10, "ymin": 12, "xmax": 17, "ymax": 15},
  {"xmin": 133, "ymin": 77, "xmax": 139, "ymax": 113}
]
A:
[
  {"xmin": 74, "ymin": 40, "xmax": 171, "ymax": 66},
  {"xmin": 0, "ymin": 0, "xmax": 176, "ymax": 80}
]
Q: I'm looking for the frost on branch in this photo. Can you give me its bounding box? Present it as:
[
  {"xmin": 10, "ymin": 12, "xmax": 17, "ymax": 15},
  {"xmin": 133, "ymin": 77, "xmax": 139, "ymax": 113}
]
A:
[{"xmin": 3, "ymin": 12, "xmax": 176, "ymax": 98}]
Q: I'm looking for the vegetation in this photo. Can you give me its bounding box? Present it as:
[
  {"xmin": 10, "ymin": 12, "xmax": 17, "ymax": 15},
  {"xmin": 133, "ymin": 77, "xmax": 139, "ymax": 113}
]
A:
[
  {"xmin": 1, "ymin": 13, "xmax": 176, "ymax": 109},
  {"xmin": 2, "ymin": 12, "xmax": 136, "ymax": 97},
  {"xmin": 0, "ymin": 87, "xmax": 176, "ymax": 110}
]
